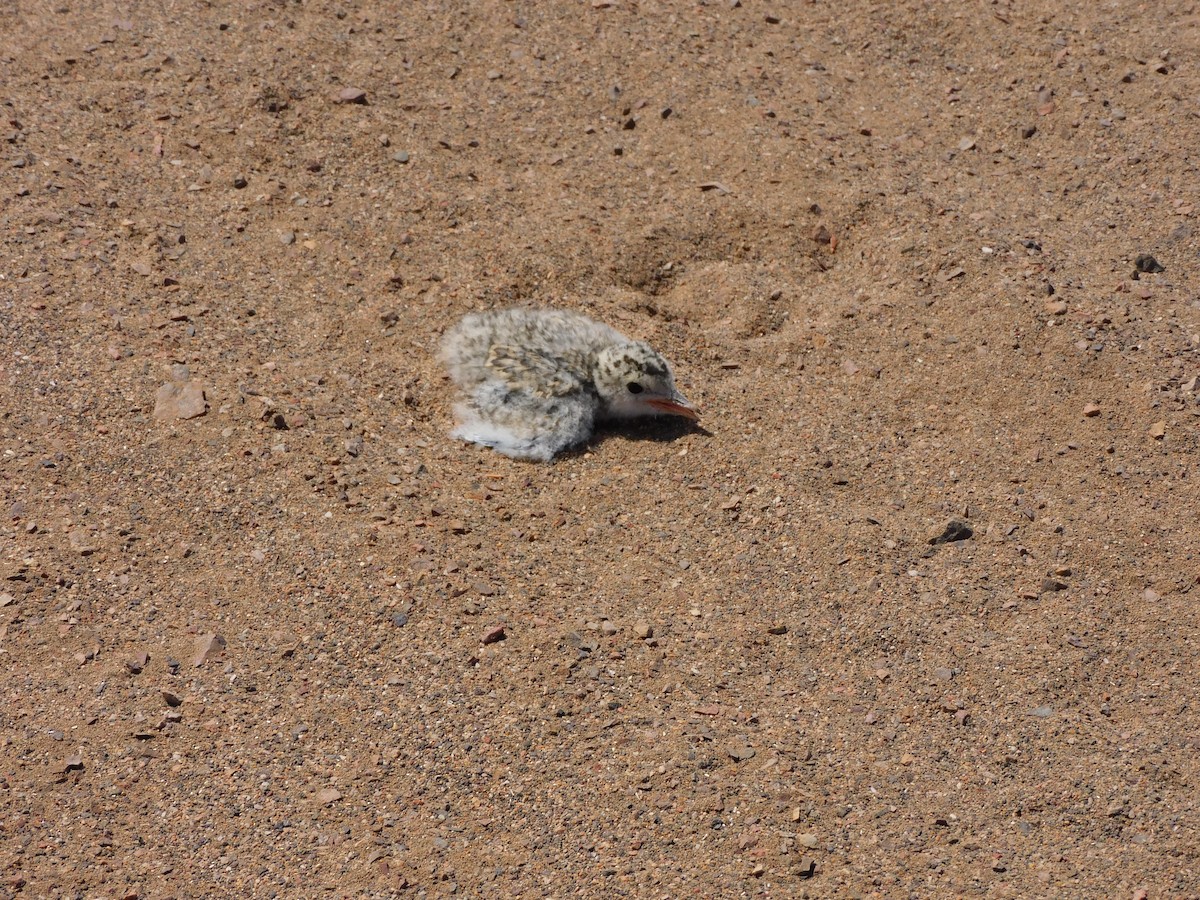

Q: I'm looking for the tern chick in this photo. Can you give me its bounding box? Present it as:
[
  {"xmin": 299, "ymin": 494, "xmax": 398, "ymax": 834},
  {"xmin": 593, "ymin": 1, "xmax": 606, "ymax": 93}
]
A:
[{"xmin": 440, "ymin": 307, "xmax": 699, "ymax": 461}]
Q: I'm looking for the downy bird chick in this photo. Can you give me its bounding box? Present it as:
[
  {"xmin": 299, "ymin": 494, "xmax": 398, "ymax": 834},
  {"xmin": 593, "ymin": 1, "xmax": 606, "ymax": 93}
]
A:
[{"xmin": 440, "ymin": 307, "xmax": 699, "ymax": 461}]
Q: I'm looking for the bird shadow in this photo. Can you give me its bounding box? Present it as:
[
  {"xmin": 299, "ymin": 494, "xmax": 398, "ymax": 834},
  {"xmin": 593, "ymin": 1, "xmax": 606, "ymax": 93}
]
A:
[{"xmin": 583, "ymin": 416, "xmax": 711, "ymax": 452}]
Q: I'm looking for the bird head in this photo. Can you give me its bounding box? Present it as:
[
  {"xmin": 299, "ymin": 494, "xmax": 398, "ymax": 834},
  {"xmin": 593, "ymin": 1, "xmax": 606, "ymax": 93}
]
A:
[{"xmin": 593, "ymin": 341, "xmax": 700, "ymax": 421}]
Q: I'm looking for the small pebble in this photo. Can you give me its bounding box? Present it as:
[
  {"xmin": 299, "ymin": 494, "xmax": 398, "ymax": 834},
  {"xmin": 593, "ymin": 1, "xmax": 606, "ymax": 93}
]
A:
[
  {"xmin": 568, "ymin": 632, "xmax": 599, "ymax": 654},
  {"xmin": 193, "ymin": 633, "xmax": 226, "ymax": 667},
  {"xmin": 1083, "ymin": 402, "xmax": 1101, "ymax": 417},
  {"xmin": 1134, "ymin": 253, "xmax": 1164, "ymax": 274},
  {"xmin": 725, "ymin": 741, "xmax": 756, "ymax": 761},
  {"xmin": 929, "ymin": 520, "xmax": 973, "ymax": 545},
  {"xmin": 153, "ymin": 380, "xmax": 207, "ymax": 420}
]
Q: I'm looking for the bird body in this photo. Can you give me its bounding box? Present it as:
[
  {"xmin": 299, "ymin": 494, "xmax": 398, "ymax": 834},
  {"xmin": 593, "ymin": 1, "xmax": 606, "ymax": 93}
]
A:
[{"xmin": 440, "ymin": 308, "xmax": 699, "ymax": 461}]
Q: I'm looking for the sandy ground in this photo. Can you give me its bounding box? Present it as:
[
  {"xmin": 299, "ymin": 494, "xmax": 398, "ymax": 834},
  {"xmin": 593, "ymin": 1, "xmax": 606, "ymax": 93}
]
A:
[{"xmin": 3, "ymin": 0, "xmax": 1199, "ymax": 897}]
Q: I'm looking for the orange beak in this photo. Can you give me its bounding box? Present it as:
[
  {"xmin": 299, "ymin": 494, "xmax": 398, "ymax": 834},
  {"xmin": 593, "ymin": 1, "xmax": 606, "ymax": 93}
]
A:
[{"xmin": 647, "ymin": 395, "xmax": 701, "ymax": 421}]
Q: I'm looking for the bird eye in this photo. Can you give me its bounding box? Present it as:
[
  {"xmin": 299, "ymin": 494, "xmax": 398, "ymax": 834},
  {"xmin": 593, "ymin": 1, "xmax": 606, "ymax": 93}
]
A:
[{"xmin": 626, "ymin": 382, "xmax": 643, "ymax": 394}]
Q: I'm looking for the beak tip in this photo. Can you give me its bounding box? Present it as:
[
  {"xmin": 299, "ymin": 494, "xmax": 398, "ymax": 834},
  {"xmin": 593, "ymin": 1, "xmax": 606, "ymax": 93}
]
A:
[{"xmin": 648, "ymin": 397, "xmax": 701, "ymax": 421}]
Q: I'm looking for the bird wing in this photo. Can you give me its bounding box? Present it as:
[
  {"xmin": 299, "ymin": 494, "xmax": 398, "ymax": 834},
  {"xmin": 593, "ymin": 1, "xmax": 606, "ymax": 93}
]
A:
[
  {"xmin": 485, "ymin": 344, "xmax": 585, "ymax": 398},
  {"xmin": 452, "ymin": 388, "xmax": 595, "ymax": 462}
]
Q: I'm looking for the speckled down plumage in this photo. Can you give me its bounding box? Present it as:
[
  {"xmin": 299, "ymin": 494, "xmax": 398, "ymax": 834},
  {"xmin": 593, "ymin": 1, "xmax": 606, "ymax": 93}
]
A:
[{"xmin": 440, "ymin": 308, "xmax": 699, "ymax": 461}]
